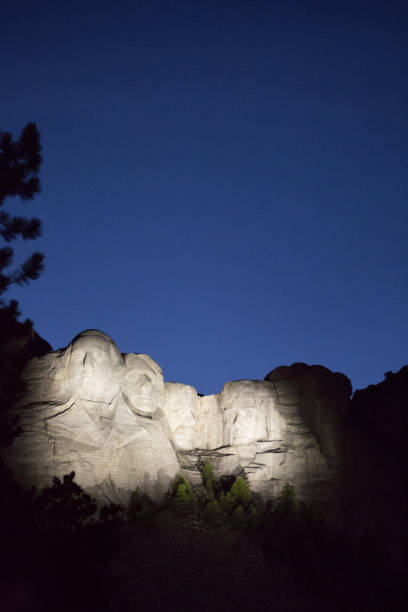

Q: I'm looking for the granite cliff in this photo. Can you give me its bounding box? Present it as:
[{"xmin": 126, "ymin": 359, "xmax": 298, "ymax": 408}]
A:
[
  {"xmin": 4, "ymin": 329, "xmax": 351, "ymax": 509},
  {"xmin": 2, "ymin": 328, "xmax": 406, "ymax": 543}
]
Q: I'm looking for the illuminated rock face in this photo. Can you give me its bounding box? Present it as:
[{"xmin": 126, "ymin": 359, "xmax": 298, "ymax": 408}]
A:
[
  {"xmin": 221, "ymin": 380, "xmax": 272, "ymax": 446},
  {"xmin": 163, "ymin": 383, "xmax": 198, "ymax": 450},
  {"xmin": 176, "ymin": 378, "xmax": 339, "ymax": 501},
  {"xmin": 195, "ymin": 394, "xmax": 223, "ymax": 450},
  {"xmin": 6, "ymin": 331, "xmax": 350, "ymax": 505},
  {"xmin": 7, "ymin": 330, "xmax": 180, "ymax": 505}
]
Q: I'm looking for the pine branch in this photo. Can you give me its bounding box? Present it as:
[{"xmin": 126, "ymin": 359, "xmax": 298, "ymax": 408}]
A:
[
  {"xmin": 0, "ymin": 122, "xmax": 42, "ymax": 205},
  {"xmin": 0, "ymin": 210, "xmax": 42, "ymax": 241},
  {"xmin": 0, "ymin": 274, "xmax": 10, "ymax": 294},
  {"xmin": 10, "ymin": 252, "xmax": 44, "ymax": 286},
  {"xmin": 0, "ymin": 246, "xmax": 13, "ymax": 271},
  {"xmin": 19, "ymin": 122, "xmax": 42, "ymax": 171}
]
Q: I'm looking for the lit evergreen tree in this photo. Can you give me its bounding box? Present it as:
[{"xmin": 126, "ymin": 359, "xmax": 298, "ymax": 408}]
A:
[
  {"xmin": 201, "ymin": 460, "xmax": 215, "ymax": 498},
  {"xmin": 219, "ymin": 490, "xmax": 236, "ymax": 515},
  {"xmin": 230, "ymin": 476, "xmax": 252, "ymax": 508},
  {"xmin": 172, "ymin": 474, "xmax": 196, "ymax": 509}
]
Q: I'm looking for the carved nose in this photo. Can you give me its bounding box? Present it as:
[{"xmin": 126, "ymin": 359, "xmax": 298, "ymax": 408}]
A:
[
  {"xmin": 140, "ymin": 376, "xmax": 151, "ymax": 390},
  {"xmin": 83, "ymin": 353, "xmax": 94, "ymax": 368}
]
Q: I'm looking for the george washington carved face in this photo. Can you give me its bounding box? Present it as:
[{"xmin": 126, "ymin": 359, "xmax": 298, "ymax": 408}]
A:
[{"xmin": 67, "ymin": 330, "xmax": 123, "ymax": 403}]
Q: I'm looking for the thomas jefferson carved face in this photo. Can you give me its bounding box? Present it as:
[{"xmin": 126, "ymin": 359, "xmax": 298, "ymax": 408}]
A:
[{"xmin": 67, "ymin": 331, "xmax": 123, "ymax": 402}]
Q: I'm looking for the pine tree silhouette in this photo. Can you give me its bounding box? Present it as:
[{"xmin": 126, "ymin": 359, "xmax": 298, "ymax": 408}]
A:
[
  {"xmin": 0, "ymin": 122, "xmax": 44, "ymax": 296},
  {"xmin": 0, "ymin": 123, "xmax": 46, "ymax": 446}
]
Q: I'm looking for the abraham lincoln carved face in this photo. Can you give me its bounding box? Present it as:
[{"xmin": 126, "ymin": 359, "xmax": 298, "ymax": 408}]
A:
[{"xmin": 222, "ymin": 380, "xmax": 273, "ymax": 446}]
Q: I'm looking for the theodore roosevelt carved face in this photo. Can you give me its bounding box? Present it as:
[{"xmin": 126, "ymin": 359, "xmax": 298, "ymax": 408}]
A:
[{"xmin": 163, "ymin": 383, "xmax": 197, "ymax": 450}]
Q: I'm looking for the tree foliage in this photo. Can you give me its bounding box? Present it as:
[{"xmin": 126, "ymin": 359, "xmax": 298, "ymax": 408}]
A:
[
  {"xmin": 275, "ymin": 483, "xmax": 297, "ymax": 516},
  {"xmin": 172, "ymin": 474, "xmax": 196, "ymax": 509},
  {"xmin": 246, "ymin": 503, "xmax": 262, "ymax": 528},
  {"xmin": 231, "ymin": 504, "xmax": 245, "ymax": 525},
  {"xmin": 0, "ymin": 122, "xmax": 44, "ymax": 297},
  {"xmin": 36, "ymin": 471, "xmax": 98, "ymax": 532},
  {"xmin": 205, "ymin": 499, "xmax": 221, "ymax": 522},
  {"xmin": 219, "ymin": 490, "xmax": 237, "ymax": 515},
  {"xmin": 196, "ymin": 462, "xmax": 259, "ymax": 528},
  {"xmin": 201, "ymin": 459, "xmax": 215, "ymax": 498},
  {"xmin": 1, "ymin": 469, "xmax": 123, "ymax": 611},
  {"xmin": 230, "ymin": 476, "xmax": 252, "ymax": 508},
  {"xmin": 128, "ymin": 488, "xmax": 158, "ymax": 525},
  {"xmin": 0, "ymin": 123, "xmax": 46, "ymax": 449},
  {"xmin": 35, "ymin": 471, "xmax": 122, "ymax": 533}
]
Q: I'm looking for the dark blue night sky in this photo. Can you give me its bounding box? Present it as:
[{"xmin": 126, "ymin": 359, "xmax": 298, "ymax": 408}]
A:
[{"xmin": 2, "ymin": 0, "xmax": 407, "ymax": 394}]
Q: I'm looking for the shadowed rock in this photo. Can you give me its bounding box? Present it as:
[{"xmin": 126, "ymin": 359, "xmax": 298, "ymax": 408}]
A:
[{"xmin": 265, "ymin": 362, "xmax": 352, "ymax": 469}]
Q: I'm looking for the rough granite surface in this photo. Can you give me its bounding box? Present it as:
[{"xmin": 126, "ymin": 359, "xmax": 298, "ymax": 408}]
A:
[{"xmin": 5, "ymin": 330, "xmax": 352, "ymax": 505}]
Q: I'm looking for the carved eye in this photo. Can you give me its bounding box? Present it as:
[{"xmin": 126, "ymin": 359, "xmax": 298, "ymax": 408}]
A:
[
  {"xmin": 72, "ymin": 352, "xmax": 83, "ymax": 361},
  {"xmin": 128, "ymin": 373, "xmax": 152, "ymax": 387}
]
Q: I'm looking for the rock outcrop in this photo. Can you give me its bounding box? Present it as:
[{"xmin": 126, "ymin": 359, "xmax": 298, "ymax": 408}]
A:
[
  {"xmin": 0, "ymin": 309, "xmax": 52, "ymax": 445},
  {"xmin": 265, "ymin": 363, "xmax": 351, "ymax": 469},
  {"xmin": 6, "ymin": 330, "xmax": 180, "ymax": 505},
  {"xmin": 176, "ymin": 372, "xmax": 348, "ymax": 503},
  {"xmin": 4, "ymin": 329, "xmax": 359, "ymax": 508}
]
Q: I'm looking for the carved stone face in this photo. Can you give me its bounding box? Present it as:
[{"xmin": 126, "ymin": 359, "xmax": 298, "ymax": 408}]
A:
[
  {"xmin": 68, "ymin": 334, "xmax": 121, "ymax": 402},
  {"xmin": 222, "ymin": 381, "xmax": 270, "ymax": 446},
  {"xmin": 232, "ymin": 404, "xmax": 267, "ymax": 445},
  {"xmin": 163, "ymin": 383, "xmax": 197, "ymax": 450},
  {"xmin": 122, "ymin": 355, "xmax": 161, "ymax": 415}
]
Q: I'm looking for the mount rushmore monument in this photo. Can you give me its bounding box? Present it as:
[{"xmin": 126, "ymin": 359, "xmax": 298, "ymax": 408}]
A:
[{"xmin": 5, "ymin": 329, "xmax": 352, "ymax": 506}]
